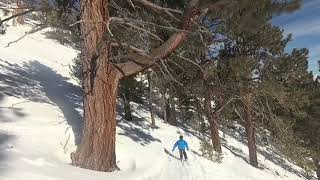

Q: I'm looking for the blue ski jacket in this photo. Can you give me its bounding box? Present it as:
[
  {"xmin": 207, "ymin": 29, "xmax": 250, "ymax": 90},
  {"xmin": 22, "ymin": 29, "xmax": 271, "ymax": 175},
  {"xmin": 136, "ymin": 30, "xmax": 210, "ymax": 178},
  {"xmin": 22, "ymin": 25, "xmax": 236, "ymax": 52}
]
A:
[{"xmin": 172, "ymin": 139, "xmax": 189, "ymax": 151}]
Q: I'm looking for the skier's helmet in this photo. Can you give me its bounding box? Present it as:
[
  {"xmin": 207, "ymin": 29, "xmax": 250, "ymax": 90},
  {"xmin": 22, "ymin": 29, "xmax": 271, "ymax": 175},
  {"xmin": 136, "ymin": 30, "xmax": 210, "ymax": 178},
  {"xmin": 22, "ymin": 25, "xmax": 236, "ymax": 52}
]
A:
[{"xmin": 179, "ymin": 135, "xmax": 183, "ymax": 140}]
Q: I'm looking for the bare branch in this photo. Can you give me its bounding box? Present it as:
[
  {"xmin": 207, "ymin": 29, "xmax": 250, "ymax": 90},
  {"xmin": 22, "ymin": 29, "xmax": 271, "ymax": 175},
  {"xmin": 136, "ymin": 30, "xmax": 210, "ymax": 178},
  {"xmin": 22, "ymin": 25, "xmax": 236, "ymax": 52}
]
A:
[
  {"xmin": 205, "ymin": 0, "xmax": 232, "ymax": 12},
  {"xmin": 110, "ymin": 17, "xmax": 188, "ymax": 33},
  {"xmin": 111, "ymin": 42, "xmax": 150, "ymax": 57},
  {"xmin": 167, "ymin": 58, "xmax": 185, "ymax": 71},
  {"xmin": 127, "ymin": 0, "xmax": 136, "ymax": 9},
  {"xmin": 215, "ymin": 98, "xmax": 238, "ymax": 114},
  {"xmin": 133, "ymin": 0, "xmax": 182, "ymax": 21},
  {"xmin": 116, "ymin": 21, "xmax": 163, "ymax": 42},
  {"xmin": 175, "ymin": 54, "xmax": 204, "ymax": 72},
  {"xmin": 71, "ymin": 17, "xmax": 188, "ymax": 34},
  {"xmin": 159, "ymin": 58, "xmax": 182, "ymax": 85}
]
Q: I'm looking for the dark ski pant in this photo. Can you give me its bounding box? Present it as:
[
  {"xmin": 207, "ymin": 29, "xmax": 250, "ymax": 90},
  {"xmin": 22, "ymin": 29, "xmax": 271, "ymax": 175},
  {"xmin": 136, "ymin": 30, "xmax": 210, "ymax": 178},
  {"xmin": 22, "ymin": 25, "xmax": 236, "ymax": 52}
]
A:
[{"xmin": 179, "ymin": 149, "xmax": 188, "ymax": 160}]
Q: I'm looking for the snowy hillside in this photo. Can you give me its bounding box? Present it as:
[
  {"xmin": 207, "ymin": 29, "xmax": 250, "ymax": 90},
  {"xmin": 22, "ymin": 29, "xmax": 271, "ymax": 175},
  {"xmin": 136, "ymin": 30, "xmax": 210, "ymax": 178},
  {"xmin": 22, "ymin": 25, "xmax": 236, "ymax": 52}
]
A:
[{"xmin": 0, "ymin": 16, "xmax": 316, "ymax": 180}]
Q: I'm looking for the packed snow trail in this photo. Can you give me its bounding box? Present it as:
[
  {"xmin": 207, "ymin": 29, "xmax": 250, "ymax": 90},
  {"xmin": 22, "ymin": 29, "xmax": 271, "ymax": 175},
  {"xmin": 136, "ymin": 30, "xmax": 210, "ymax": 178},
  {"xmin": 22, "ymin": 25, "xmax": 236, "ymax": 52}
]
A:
[
  {"xmin": 160, "ymin": 149, "xmax": 209, "ymax": 180},
  {"xmin": 0, "ymin": 20, "xmax": 316, "ymax": 179}
]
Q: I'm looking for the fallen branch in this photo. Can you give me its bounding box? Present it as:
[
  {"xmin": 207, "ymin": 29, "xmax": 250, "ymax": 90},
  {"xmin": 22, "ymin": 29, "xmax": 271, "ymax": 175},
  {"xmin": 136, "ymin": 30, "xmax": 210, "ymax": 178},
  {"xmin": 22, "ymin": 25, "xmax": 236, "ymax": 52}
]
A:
[
  {"xmin": 0, "ymin": 100, "xmax": 30, "ymax": 109},
  {"xmin": 0, "ymin": 8, "xmax": 36, "ymax": 26},
  {"xmin": 6, "ymin": 24, "xmax": 47, "ymax": 47}
]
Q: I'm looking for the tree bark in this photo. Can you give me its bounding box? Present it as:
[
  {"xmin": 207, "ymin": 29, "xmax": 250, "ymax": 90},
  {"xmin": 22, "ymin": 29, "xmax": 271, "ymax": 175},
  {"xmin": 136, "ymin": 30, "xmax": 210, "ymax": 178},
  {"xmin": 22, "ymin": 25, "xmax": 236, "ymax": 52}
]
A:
[
  {"xmin": 178, "ymin": 97, "xmax": 185, "ymax": 123},
  {"xmin": 147, "ymin": 73, "xmax": 155, "ymax": 128},
  {"xmin": 71, "ymin": 0, "xmax": 119, "ymax": 171},
  {"xmin": 314, "ymin": 158, "xmax": 320, "ymax": 180},
  {"xmin": 161, "ymin": 89, "xmax": 168, "ymax": 122},
  {"xmin": 72, "ymin": 66, "xmax": 120, "ymax": 171},
  {"xmin": 204, "ymin": 86, "xmax": 222, "ymax": 154},
  {"xmin": 244, "ymin": 95, "xmax": 258, "ymax": 167},
  {"xmin": 122, "ymin": 92, "xmax": 133, "ymax": 121},
  {"xmin": 16, "ymin": 0, "xmax": 24, "ymax": 24},
  {"xmin": 165, "ymin": 97, "xmax": 171, "ymax": 123}
]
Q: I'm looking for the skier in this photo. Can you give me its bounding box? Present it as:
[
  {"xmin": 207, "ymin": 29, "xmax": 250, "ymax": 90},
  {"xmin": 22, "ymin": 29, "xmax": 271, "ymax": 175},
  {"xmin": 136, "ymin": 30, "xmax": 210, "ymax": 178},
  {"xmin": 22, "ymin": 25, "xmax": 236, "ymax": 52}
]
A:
[{"xmin": 172, "ymin": 135, "xmax": 189, "ymax": 161}]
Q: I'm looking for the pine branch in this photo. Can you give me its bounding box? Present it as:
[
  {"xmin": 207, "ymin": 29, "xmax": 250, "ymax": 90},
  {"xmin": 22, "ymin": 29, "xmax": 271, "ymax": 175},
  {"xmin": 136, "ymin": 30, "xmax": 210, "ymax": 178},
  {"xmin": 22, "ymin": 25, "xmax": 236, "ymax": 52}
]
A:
[{"xmin": 116, "ymin": 0, "xmax": 201, "ymax": 78}]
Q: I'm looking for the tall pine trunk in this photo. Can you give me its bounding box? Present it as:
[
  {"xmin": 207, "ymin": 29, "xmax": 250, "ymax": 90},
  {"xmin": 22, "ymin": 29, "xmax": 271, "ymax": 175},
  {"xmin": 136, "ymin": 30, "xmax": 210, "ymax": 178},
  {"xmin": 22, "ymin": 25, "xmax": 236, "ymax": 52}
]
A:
[
  {"xmin": 122, "ymin": 91, "xmax": 133, "ymax": 121},
  {"xmin": 165, "ymin": 98, "xmax": 171, "ymax": 123},
  {"xmin": 161, "ymin": 89, "xmax": 168, "ymax": 122},
  {"xmin": 210, "ymin": 112, "xmax": 222, "ymax": 154},
  {"xmin": 147, "ymin": 73, "xmax": 155, "ymax": 128},
  {"xmin": 178, "ymin": 97, "xmax": 185, "ymax": 123},
  {"xmin": 244, "ymin": 95, "xmax": 258, "ymax": 167},
  {"xmin": 71, "ymin": 0, "xmax": 119, "ymax": 171},
  {"xmin": 168, "ymin": 87, "xmax": 177, "ymax": 126},
  {"xmin": 204, "ymin": 86, "xmax": 222, "ymax": 153}
]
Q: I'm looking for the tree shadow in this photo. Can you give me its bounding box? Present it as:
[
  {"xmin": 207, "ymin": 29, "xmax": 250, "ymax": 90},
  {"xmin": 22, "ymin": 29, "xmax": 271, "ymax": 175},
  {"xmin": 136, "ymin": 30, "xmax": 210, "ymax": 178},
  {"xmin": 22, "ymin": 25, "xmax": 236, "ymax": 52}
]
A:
[
  {"xmin": 222, "ymin": 125, "xmax": 314, "ymax": 179},
  {"xmin": 222, "ymin": 142, "xmax": 253, "ymax": 164},
  {"xmin": 178, "ymin": 123, "xmax": 202, "ymax": 140},
  {"xmin": 0, "ymin": 59, "xmax": 83, "ymax": 144},
  {"xmin": 257, "ymin": 148, "xmax": 315, "ymax": 179},
  {"xmin": 0, "ymin": 106, "xmax": 27, "ymax": 123},
  {"xmin": 0, "ymin": 131, "xmax": 14, "ymax": 174},
  {"xmin": 0, "ymin": 92, "xmax": 28, "ymax": 123},
  {"xmin": 116, "ymin": 101, "xmax": 161, "ymax": 146},
  {"xmin": 0, "ymin": 131, "xmax": 14, "ymax": 161},
  {"xmin": 169, "ymin": 118, "xmax": 313, "ymax": 179},
  {"xmin": 117, "ymin": 117, "xmax": 161, "ymax": 146}
]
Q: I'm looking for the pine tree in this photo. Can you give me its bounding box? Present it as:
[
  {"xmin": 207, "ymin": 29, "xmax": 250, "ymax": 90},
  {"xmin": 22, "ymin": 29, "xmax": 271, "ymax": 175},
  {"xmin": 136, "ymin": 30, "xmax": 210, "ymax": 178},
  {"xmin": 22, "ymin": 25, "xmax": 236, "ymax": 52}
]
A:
[
  {"xmin": 71, "ymin": 0, "xmax": 203, "ymax": 171},
  {"xmin": 212, "ymin": 0, "xmax": 301, "ymax": 166},
  {"xmin": 257, "ymin": 48, "xmax": 319, "ymax": 175}
]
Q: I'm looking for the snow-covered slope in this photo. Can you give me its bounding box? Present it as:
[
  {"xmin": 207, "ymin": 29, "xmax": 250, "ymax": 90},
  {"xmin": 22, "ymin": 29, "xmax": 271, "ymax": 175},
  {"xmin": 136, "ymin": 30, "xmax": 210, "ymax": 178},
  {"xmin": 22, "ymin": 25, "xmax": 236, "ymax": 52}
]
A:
[{"xmin": 0, "ymin": 21, "xmax": 315, "ymax": 179}]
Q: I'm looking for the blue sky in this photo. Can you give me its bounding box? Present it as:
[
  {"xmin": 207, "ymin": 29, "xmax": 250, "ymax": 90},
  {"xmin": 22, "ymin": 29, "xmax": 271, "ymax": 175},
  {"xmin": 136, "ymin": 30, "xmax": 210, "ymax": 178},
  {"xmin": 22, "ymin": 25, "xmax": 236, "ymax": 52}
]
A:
[{"xmin": 272, "ymin": 0, "xmax": 320, "ymax": 76}]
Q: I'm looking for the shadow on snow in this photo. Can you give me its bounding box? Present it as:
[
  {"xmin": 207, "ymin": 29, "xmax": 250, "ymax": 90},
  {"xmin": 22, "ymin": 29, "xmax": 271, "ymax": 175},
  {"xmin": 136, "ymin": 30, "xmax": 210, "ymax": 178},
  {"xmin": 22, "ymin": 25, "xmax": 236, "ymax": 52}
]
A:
[
  {"xmin": 0, "ymin": 59, "xmax": 83, "ymax": 144},
  {"xmin": 117, "ymin": 102, "xmax": 161, "ymax": 146},
  {"xmin": 0, "ymin": 59, "xmax": 313, "ymax": 179}
]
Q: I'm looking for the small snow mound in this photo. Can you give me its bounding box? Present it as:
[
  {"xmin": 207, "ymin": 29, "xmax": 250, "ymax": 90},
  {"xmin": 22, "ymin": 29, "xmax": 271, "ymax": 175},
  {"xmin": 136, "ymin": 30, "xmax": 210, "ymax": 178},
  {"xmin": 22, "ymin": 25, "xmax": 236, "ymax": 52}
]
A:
[
  {"xmin": 21, "ymin": 157, "xmax": 55, "ymax": 167},
  {"xmin": 117, "ymin": 158, "xmax": 137, "ymax": 172}
]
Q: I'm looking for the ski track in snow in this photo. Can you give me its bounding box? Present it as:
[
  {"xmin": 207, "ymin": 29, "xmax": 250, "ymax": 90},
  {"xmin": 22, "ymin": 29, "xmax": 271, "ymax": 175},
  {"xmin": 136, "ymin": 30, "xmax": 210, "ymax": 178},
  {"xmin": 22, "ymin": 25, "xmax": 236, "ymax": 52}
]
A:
[{"xmin": 0, "ymin": 17, "xmax": 316, "ymax": 180}]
